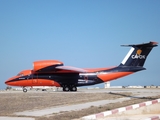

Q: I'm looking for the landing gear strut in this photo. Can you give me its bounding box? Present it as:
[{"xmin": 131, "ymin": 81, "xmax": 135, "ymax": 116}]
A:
[{"xmin": 63, "ymin": 85, "xmax": 77, "ymax": 92}]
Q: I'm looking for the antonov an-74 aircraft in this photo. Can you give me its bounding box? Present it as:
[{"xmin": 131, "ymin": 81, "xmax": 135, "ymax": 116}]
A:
[{"xmin": 5, "ymin": 41, "xmax": 158, "ymax": 92}]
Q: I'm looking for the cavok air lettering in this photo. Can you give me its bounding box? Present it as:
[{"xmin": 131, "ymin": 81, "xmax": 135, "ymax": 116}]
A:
[
  {"xmin": 131, "ymin": 54, "xmax": 145, "ymax": 59},
  {"xmin": 131, "ymin": 49, "xmax": 145, "ymax": 59}
]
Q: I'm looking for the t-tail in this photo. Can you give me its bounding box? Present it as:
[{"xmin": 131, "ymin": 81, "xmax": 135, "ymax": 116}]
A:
[{"xmin": 119, "ymin": 41, "xmax": 158, "ymax": 67}]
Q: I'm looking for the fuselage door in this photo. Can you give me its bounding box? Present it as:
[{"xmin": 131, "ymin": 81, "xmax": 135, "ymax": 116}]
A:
[{"xmin": 32, "ymin": 74, "xmax": 38, "ymax": 84}]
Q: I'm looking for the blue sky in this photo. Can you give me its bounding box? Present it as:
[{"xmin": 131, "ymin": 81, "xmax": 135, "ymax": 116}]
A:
[{"xmin": 0, "ymin": 0, "xmax": 160, "ymax": 89}]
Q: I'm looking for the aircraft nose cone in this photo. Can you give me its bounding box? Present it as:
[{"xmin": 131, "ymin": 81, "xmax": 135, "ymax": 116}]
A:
[
  {"xmin": 5, "ymin": 76, "xmax": 20, "ymax": 86},
  {"xmin": 5, "ymin": 77, "xmax": 16, "ymax": 85},
  {"xmin": 5, "ymin": 81, "xmax": 7, "ymax": 84},
  {"xmin": 5, "ymin": 79, "xmax": 11, "ymax": 85}
]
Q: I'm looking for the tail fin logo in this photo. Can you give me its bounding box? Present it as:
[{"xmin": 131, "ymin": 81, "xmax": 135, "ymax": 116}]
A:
[
  {"xmin": 137, "ymin": 49, "xmax": 142, "ymax": 55},
  {"xmin": 131, "ymin": 49, "xmax": 145, "ymax": 59}
]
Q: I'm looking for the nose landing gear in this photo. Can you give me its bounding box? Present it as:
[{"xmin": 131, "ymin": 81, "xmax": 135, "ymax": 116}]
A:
[{"xmin": 23, "ymin": 87, "xmax": 27, "ymax": 92}]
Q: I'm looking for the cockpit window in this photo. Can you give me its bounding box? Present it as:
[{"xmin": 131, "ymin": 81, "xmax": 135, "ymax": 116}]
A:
[{"xmin": 17, "ymin": 73, "xmax": 24, "ymax": 76}]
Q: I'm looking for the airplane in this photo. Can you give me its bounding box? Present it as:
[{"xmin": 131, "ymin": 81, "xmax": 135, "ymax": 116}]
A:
[{"xmin": 5, "ymin": 41, "xmax": 158, "ymax": 92}]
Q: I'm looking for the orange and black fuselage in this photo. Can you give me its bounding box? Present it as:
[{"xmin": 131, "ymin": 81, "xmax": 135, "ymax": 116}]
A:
[{"xmin": 5, "ymin": 66, "xmax": 145, "ymax": 87}]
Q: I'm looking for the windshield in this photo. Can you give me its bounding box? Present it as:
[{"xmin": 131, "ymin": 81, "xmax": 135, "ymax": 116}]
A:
[{"xmin": 17, "ymin": 73, "xmax": 24, "ymax": 76}]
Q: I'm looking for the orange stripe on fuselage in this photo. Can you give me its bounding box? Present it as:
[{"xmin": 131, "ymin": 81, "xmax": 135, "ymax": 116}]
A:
[
  {"xmin": 6, "ymin": 79, "xmax": 61, "ymax": 87},
  {"xmin": 97, "ymin": 72, "xmax": 133, "ymax": 82}
]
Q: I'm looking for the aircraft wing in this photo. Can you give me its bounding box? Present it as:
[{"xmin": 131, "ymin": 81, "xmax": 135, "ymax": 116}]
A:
[
  {"xmin": 55, "ymin": 66, "xmax": 88, "ymax": 73},
  {"xmin": 33, "ymin": 60, "xmax": 88, "ymax": 73}
]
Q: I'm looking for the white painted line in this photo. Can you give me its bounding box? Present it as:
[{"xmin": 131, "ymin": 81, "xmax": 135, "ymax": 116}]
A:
[
  {"xmin": 157, "ymin": 99, "xmax": 160, "ymax": 102},
  {"xmin": 132, "ymin": 104, "xmax": 140, "ymax": 109},
  {"xmin": 145, "ymin": 101, "xmax": 152, "ymax": 106},
  {"xmin": 103, "ymin": 111, "xmax": 112, "ymax": 116},
  {"xmin": 118, "ymin": 107, "xmax": 126, "ymax": 112}
]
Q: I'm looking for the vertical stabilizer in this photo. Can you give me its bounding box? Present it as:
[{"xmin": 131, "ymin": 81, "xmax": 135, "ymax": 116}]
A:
[{"xmin": 119, "ymin": 41, "xmax": 158, "ymax": 67}]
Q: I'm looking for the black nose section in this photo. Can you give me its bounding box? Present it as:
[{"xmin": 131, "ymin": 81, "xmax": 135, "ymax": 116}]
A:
[
  {"xmin": 5, "ymin": 78, "xmax": 13, "ymax": 85},
  {"xmin": 5, "ymin": 80, "xmax": 10, "ymax": 85}
]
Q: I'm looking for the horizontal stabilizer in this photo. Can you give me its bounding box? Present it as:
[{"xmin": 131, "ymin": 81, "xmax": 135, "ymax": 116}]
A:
[{"xmin": 121, "ymin": 41, "xmax": 158, "ymax": 47}]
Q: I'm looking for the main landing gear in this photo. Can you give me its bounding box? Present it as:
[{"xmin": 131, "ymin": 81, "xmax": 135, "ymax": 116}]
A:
[{"xmin": 63, "ymin": 85, "xmax": 77, "ymax": 92}]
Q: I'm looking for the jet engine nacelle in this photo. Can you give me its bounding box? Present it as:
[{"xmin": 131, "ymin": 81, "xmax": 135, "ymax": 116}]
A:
[{"xmin": 33, "ymin": 60, "xmax": 64, "ymax": 72}]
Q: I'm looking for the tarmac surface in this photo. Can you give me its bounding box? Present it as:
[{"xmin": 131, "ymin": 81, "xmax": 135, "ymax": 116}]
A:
[{"xmin": 1, "ymin": 88, "xmax": 160, "ymax": 120}]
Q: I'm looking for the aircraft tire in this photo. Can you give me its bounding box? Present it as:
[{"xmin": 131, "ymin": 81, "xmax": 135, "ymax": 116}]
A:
[
  {"xmin": 23, "ymin": 88, "xmax": 27, "ymax": 93},
  {"xmin": 70, "ymin": 86, "xmax": 77, "ymax": 91},
  {"xmin": 63, "ymin": 86, "xmax": 70, "ymax": 92}
]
